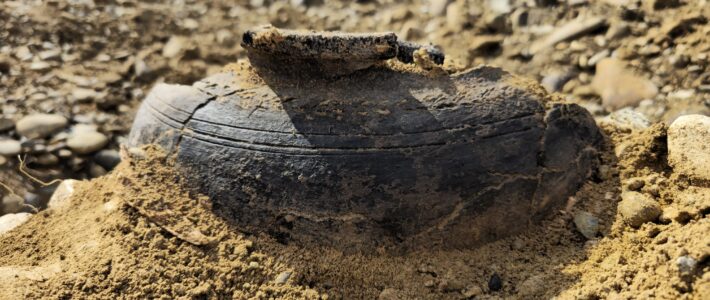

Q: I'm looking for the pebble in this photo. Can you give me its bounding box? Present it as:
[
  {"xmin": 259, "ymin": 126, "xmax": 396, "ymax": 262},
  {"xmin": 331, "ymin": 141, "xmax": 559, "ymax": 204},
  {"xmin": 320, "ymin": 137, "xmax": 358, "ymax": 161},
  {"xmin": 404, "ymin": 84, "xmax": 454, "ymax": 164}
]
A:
[
  {"xmin": 2, "ymin": 194, "xmax": 24, "ymax": 214},
  {"xmin": 23, "ymin": 192, "xmax": 42, "ymax": 210},
  {"xmin": 16, "ymin": 114, "xmax": 68, "ymax": 139},
  {"xmin": 676, "ymin": 256, "xmax": 697, "ymax": 275},
  {"xmin": 529, "ymin": 16, "xmax": 606, "ymax": 54},
  {"xmin": 71, "ymin": 88, "xmax": 99, "ymax": 102},
  {"xmin": 0, "ymin": 118, "xmax": 14, "ymax": 132},
  {"xmin": 625, "ymin": 177, "xmax": 645, "ymax": 191},
  {"xmin": 517, "ymin": 275, "xmax": 544, "ymax": 296},
  {"xmin": 591, "ymin": 58, "xmax": 658, "ymax": 110},
  {"xmin": 618, "ymin": 191, "xmax": 662, "ymax": 228},
  {"xmin": 377, "ymin": 288, "xmax": 400, "ymax": 300},
  {"xmin": 67, "ymin": 131, "xmax": 109, "ymax": 154},
  {"xmin": 488, "ymin": 273, "xmax": 503, "ymax": 292},
  {"xmin": 541, "ymin": 71, "xmax": 572, "ymax": 93},
  {"xmin": 462, "ymin": 285, "xmax": 483, "ymax": 298},
  {"xmin": 605, "ymin": 22, "xmax": 630, "ymax": 39},
  {"xmin": 0, "ymin": 212, "xmax": 32, "ymax": 235},
  {"xmin": 0, "ymin": 155, "xmax": 6, "ymax": 166},
  {"xmin": 573, "ymin": 211, "xmax": 600, "ymax": 239},
  {"xmin": 126, "ymin": 147, "xmax": 147, "ymax": 160},
  {"xmin": 599, "ymin": 108, "xmax": 651, "ymax": 130},
  {"xmin": 48, "ymin": 179, "xmax": 77, "ymax": 211},
  {"xmin": 162, "ymin": 36, "xmax": 187, "ymax": 58},
  {"xmin": 597, "ymin": 164, "xmax": 614, "ymax": 180},
  {"xmin": 89, "ymin": 163, "xmax": 107, "ymax": 177},
  {"xmin": 94, "ymin": 149, "xmax": 121, "ymax": 169},
  {"xmin": 35, "ymin": 153, "xmax": 59, "ymax": 166},
  {"xmin": 667, "ymin": 114, "xmax": 710, "ymax": 181},
  {"xmin": 0, "ymin": 139, "xmax": 22, "ymax": 156},
  {"xmin": 274, "ymin": 271, "xmax": 291, "ymax": 284},
  {"xmin": 587, "ymin": 49, "xmax": 609, "ymax": 67}
]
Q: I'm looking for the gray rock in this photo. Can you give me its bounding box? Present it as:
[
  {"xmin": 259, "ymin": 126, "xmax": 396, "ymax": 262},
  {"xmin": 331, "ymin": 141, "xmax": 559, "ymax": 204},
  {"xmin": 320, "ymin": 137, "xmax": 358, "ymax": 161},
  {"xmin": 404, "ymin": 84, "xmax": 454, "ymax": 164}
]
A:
[
  {"xmin": 599, "ymin": 108, "xmax": 651, "ymax": 130},
  {"xmin": 29, "ymin": 61, "xmax": 51, "ymax": 71},
  {"xmin": 667, "ymin": 114, "xmax": 710, "ymax": 181},
  {"xmin": 625, "ymin": 177, "xmax": 645, "ymax": 191},
  {"xmin": 573, "ymin": 211, "xmax": 600, "ymax": 239},
  {"xmin": 16, "ymin": 114, "xmax": 68, "ymax": 139},
  {"xmin": 2, "ymin": 194, "xmax": 24, "ymax": 214},
  {"xmin": 541, "ymin": 71, "xmax": 572, "ymax": 93},
  {"xmin": 23, "ymin": 192, "xmax": 42, "ymax": 210},
  {"xmin": 0, "ymin": 139, "xmax": 21, "ymax": 156},
  {"xmin": 94, "ymin": 149, "xmax": 121, "ymax": 169},
  {"xmin": 0, "ymin": 118, "xmax": 14, "ymax": 132},
  {"xmin": 67, "ymin": 131, "xmax": 109, "ymax": 154},
  {"xmin": 676, "ymin": 256, "xmax": 697, "ymax": 275},
  {"xmin": 619, "ymin": 191, "xmax": 662, "ymax": 228},
  {"xmin": 34, "ymin": 153, "xmax": 59, "ymax": 166},
  {"xmin": 89, "ymin": 163, "xmax": 107, "ymax": 177}
]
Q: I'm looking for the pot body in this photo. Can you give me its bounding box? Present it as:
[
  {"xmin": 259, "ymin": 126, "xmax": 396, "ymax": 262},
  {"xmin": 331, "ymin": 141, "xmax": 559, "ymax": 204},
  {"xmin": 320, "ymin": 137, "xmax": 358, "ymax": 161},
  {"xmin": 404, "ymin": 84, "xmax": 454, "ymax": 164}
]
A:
[{"xmin": 128, "ymin": 64, "xmax": 601, "ymax": 251}]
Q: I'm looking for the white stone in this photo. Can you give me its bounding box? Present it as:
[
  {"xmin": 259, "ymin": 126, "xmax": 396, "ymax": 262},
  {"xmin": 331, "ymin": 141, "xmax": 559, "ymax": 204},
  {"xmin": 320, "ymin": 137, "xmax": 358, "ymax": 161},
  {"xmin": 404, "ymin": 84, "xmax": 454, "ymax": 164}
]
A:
[
  {"xmin": 0, "ymin": 139, "xmax": 21, "ymax": 156},
  {"xmin": 48, "ymin": 179, "xmax": 78, "ymax": 211},
  {"xmin": 668, "ymin": 114, "xmax": 710, "ymax": 180},
  {"xmin": 16, "ymin": 114, "xmax": 68, "ymax": 139},
  {"xmin": 0, "ymin": 213, "xmax": 31, "ymax": 235},
  {"xmin": 67, "ymin": 131, "xmax": 109, "ymax": 154}
]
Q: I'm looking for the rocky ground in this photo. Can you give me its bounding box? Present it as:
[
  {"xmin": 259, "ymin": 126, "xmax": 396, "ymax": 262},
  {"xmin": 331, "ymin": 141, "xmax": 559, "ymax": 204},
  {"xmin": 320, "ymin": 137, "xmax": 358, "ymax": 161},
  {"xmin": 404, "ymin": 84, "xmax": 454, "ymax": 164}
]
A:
[{"xmin": 0, "ymin": 0, "xmax": 709, "ymax": 299}]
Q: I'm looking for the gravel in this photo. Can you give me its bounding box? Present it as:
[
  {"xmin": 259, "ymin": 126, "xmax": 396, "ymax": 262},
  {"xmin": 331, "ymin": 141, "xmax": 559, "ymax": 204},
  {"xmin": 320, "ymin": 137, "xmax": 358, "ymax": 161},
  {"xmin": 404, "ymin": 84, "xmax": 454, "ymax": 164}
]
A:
[
  {"xmin": 15, "ymin": 114, "xmax": 68, "ymax": 139},
  {"xmin": 0, "ymin": 139, "xmax": 22, "ymax": 156},
  {"xmin": 618, "ymin": 191, "xmax": 662, "ymax": 228},
  {"xmin": 574, "ymin": 211, "xmax": 600, "ymax": 240},
  {"xmin": 667, "ymin": 114, "xmax": 710, "ymax": 181},
  {"xmin": 66, "ymin": 131, "xmax": 109, "ymax": 155}
]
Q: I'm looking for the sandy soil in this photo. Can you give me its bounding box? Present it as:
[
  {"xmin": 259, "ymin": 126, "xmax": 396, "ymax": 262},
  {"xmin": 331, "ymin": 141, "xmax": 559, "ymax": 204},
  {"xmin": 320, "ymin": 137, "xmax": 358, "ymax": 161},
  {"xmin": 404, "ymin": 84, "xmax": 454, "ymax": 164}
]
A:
[{"xmin": 1, "ymin": 122, "xmax": 708, "ymax": 299}]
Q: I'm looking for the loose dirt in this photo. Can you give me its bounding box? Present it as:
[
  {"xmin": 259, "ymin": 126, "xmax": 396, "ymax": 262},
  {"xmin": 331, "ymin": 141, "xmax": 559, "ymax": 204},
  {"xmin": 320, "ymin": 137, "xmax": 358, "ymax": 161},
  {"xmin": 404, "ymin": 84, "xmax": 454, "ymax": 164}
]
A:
[{"xmin": 1, "ymin": 123, "xmax": 707, "ymax": 299}]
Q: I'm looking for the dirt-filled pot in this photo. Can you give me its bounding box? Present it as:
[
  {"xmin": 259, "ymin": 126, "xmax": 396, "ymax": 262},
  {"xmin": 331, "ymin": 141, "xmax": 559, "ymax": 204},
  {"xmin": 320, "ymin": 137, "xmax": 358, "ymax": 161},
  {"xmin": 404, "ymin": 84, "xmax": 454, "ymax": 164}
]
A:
[{"xmin": 128, "ymin": 27, "xmax": 602, "ymax": 252}]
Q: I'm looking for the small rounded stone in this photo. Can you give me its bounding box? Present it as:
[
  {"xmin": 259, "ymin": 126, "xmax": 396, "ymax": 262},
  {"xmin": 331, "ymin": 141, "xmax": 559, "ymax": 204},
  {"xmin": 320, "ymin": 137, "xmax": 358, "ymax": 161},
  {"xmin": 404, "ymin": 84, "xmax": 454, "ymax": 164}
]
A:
[
  {"xmin": 2, "ymin": 194, "xmax": 24, "ymax": 214},
  {"xmin": 619, "ymin": 191, "xmax": 662, "ymax": 228},
  {"xmin": 15, "ymin": 114, "xmax": 68, "ymax": 139},
  {"xmin": 67, "ymin": 131, "xmax": 109, "ymax": 154},
  {"xmin": 0, "ymin": 139, "xmax": 21, "ymax": 156},
  {"xmin": 574, "ymin": 211, "xmax": 600, "ymax": 239}
]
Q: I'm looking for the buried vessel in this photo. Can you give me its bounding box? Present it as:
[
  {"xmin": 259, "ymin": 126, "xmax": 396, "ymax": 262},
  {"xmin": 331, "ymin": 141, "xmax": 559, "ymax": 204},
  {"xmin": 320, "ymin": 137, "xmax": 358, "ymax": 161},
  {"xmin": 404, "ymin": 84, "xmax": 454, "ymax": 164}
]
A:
[{"xmin": 128, "ymin": 26, "xmax": 602, "ymax": 251}]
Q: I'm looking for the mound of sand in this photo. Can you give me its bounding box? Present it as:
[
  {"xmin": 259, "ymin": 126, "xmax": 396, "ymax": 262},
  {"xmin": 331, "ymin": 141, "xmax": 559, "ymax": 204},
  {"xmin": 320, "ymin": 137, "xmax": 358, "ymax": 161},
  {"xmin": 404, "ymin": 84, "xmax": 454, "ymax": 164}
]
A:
[{"xmin": 1, "ymin": 124, "xmax": 708, "ymax": 299}]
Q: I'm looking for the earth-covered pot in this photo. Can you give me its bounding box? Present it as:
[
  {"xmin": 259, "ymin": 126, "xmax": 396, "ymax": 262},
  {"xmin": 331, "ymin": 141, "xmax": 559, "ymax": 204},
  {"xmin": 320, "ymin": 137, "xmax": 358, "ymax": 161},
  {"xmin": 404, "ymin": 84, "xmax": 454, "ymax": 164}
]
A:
[{"xmin": 128, "ymin": 26, "xmax": 602, "ymax": 252}]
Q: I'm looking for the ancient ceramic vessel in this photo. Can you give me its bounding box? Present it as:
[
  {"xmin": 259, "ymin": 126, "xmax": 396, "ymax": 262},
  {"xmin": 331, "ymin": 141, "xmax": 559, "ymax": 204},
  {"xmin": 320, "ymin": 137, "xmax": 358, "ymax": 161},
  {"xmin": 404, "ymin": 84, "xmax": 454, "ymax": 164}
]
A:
[{"xmin": 128, "ymin": 26, "xmax": 602, "ymax": 251}]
